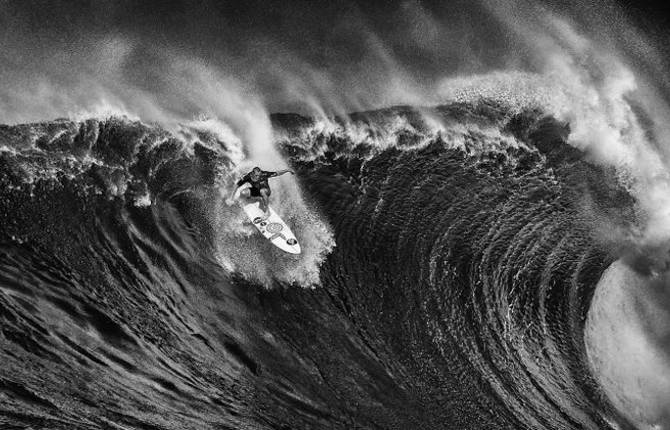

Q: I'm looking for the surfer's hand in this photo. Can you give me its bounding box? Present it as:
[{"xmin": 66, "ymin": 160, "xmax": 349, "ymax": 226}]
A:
[{"xmin": 225, "ymin": 198, "xmax": 235, "ymax": 206}]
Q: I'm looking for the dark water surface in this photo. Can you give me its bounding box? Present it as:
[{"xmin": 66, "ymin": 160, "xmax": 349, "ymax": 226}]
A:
[{"xmin": 0, "ymin": 105, "xmax": 636, "ymax": 428}]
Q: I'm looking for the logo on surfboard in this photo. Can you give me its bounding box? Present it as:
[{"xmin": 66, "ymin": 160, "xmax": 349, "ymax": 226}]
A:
[{"xmin": 243, "ymin": 203, "xmax": 301, "ymax": 254}]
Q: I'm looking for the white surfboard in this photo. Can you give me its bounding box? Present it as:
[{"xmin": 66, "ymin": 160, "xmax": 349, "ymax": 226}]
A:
[{"xmin": 241, "ymin": 202, "xmax": 301, "ymax": 254}]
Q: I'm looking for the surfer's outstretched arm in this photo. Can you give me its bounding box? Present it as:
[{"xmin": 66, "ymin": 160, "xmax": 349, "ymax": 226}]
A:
[{"xmin": 269, "ymin": 169, "xmax": 294, "ymax": 177}]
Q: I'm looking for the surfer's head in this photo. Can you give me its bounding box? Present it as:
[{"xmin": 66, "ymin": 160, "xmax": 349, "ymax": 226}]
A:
[{"xmin": 251, "ymin": 166, "xmax": 262, "ymax": 179}]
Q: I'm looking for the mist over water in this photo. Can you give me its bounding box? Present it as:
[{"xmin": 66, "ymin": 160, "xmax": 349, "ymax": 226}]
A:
[{"xmin": 2, "ymin": 1, "xmax": 670, "ymax": 429}]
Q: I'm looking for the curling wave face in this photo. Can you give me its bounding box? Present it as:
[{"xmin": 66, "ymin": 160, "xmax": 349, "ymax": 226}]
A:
[{"xmin": 0, "ymin": 103, "xmax": 653, "ymax": 429}]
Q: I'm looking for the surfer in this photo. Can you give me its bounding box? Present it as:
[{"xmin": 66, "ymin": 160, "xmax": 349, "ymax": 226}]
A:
[{"xmin": 229, "ymin": 167, "xmax": 294, "ymax": 218}]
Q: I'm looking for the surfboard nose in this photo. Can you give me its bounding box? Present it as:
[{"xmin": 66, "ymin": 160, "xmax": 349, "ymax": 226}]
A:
[{"xmin": 285, "ymin": 238, "xmax": 300, "ymax": 254}]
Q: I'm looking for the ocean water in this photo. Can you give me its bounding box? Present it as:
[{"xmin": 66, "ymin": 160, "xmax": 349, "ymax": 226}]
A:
[{"xmin": 0, "ymin": 101, "xmax": 652, "ymax": 429}]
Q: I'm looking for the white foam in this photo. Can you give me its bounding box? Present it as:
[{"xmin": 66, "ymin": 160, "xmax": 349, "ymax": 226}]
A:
[{"xmin": 585, "ymin": 261, "xmax": 670, "ymax": 429}]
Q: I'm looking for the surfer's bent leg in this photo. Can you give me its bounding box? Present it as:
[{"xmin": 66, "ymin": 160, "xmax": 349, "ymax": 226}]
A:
[
  {"xmin": 259, "ymin": 188, "xmax": 271, "ymax": 216},
  {"xmin": 239, "ymin": 188, "xmax": 251, "ymax": 200}
]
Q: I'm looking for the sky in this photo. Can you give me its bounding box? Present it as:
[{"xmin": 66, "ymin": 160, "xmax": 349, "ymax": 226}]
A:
[
  {"xmin": 0, "ymin": 0, "xmax": 669, "ymax": 121},
  {"xmin": 0, "ymin": 0, "xmax": 540, "ymax": 121}
]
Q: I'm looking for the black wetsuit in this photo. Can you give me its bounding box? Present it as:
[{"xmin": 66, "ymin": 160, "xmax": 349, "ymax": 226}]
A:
[{"xmin": 237, "ymin": 170, "xmax": 277, "ymax": 197}]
